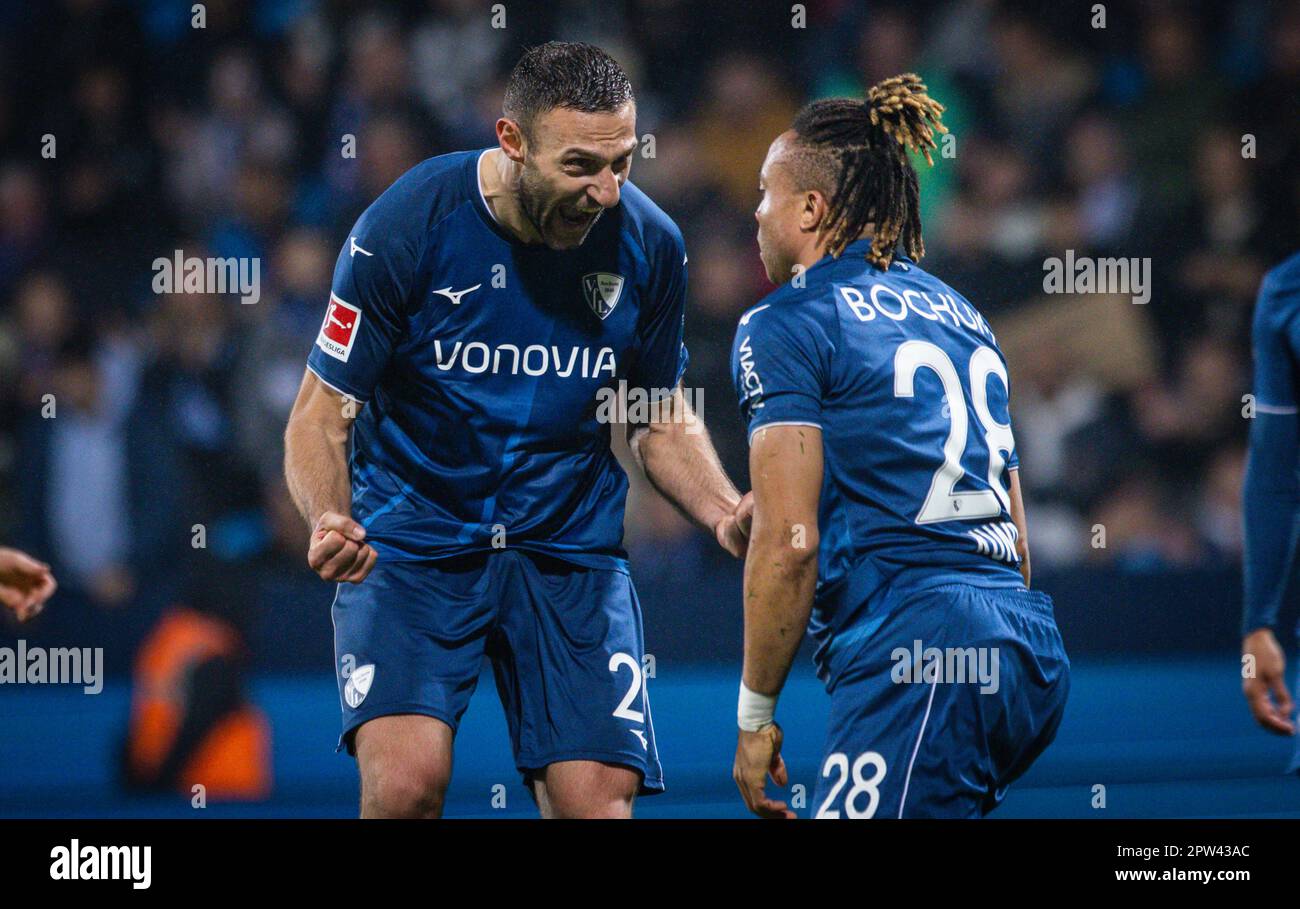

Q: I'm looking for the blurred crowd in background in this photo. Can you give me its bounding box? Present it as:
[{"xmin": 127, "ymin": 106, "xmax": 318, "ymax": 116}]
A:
[{"xmin": 0, "ymin": 0, "xmax": 1297, "ymax": 665}]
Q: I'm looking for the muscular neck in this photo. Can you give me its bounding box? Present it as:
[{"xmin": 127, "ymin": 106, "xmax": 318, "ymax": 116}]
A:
[
  {"xmin": 793, "ymin": 241, "xmax": 829, "ymax": 275},
  {"xmin": 479, "ymin": 148, "xmax": 542, "ymax": 245},
  {"xmin": 792, "ymin": 221, "xmax": 875, "ymax": 275}
]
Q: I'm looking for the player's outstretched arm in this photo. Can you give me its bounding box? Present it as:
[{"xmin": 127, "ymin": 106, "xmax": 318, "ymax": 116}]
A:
[
  {"xmin": 629, "ymin": 385, "xmax": 750, "ymax": 556},
  {"xmin": 1241, "ymin": 411, "xmax": 1299, "ymax": 735},
  {"xmin": 284, "ymin": 369, "xmax": 377, "ymax": 584},
  {"xmin": 1240, "ymin": 262, "xmax": 1300, "ymax": 735},
  {"xmin": 1007, "ymin": 468, "xmax": 1031, "ymax": 588},
  {"xmin": 733, "ymin": 423, "xmax": 822, "ymax": 819},
  {"xmin": 0, "ymin": 547, "xmax": 56, "ymax": 622}
]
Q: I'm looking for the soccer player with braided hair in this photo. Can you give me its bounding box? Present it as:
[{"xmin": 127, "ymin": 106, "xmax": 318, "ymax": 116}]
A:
[
  {"xmin": 793, "ymin": 73, "xmax": 946, "ymax": 269},
  {"xmin": 730, "ymin": 75, "xmax": 1070, "ymax": 818}
]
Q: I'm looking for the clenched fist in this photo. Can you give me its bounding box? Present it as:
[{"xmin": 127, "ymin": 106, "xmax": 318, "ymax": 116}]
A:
[
  {"xmin": 309, "ymin": 512, "xmax": 378, "ymax": 584},
  {"xmin": 0, "ymin": 547, "xmax": 57, "ymax": 622},
  {"xmin": 715, "ymin": 491, "xmax": 755, "ymax": 559}
]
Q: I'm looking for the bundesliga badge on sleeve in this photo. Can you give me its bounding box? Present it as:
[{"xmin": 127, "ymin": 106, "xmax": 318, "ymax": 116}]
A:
[{"xmin": 317, "ymin": 293, "xmax": 362, "ymax": 362}]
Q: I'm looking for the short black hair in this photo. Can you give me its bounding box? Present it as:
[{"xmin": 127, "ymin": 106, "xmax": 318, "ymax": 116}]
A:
[{"xmin": 503, "ymin": 42, "xmax": 634, "ymax": 136}]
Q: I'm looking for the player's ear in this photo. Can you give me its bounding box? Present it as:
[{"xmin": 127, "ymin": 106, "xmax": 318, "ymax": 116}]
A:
[
  {"xmin": 801, "ymin": 190, "xmax": 827, "ymax": 234},
  {"xmin": 497, "ymin": 117, "xmax": 527, "ymax": 165}
]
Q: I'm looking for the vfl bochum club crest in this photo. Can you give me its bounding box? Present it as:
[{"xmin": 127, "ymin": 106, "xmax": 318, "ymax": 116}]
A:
[
  {"xmin": 343, "ymin": 664, "xmax": 374, "ymax": 708},
  {"xmin": 582, "ymin": 272, "xmax": 624, "ymax": 320}
]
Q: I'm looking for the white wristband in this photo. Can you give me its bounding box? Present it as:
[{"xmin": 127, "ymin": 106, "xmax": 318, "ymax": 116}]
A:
[{"xmin": 738, "ymin": 681, "xmax": 778, "ymax": 732}]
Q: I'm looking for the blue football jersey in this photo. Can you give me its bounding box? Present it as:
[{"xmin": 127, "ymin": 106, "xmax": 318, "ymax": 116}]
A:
[
  {"xmin": 1242, "ymin": 251, "xmax": 1300, "ymax": 636},
  {"xmin": 731, "ymin": 239, "xmax": 1024, "ymax": 674},
  {"xmin": 307, "ymin": 149, "xmax": 688, "ymax": 569}
]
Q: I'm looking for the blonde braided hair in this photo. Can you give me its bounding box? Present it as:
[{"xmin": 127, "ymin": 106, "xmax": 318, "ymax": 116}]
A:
[{"xmin": 790, "ymin": 73, "xmax": 948, "ymax": 269}]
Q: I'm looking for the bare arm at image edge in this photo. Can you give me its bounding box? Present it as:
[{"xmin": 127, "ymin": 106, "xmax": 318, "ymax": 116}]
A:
[
  {"xmin": 284, "ymin": 369, "xmax": 377, "ymax": 584},
  {"xmin": 1008, "ymin": 467, "xmax": 1030, "ymax": 589}
]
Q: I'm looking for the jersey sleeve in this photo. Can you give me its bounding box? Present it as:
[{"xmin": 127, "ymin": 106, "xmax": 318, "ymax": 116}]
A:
[
  {"xmin": 307, "ymin": 196, "xmax": 423, "ymax": 403},
  {"xmin": 1251, "ymin": 272, "xmax": 1300, "ymax": 416},
  {"xmin": 628, "ymin": 226, "xmax": 689, "ymax": 397},
  {"xmin": 731, "ymin": 297, "xmax": 834, "ymax": 443},
  {"xmin": 1243, "ymin": 258, "xmax": 1300, "ymax": 636}
]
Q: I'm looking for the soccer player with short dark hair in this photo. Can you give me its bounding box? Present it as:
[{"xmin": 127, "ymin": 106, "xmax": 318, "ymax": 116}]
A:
[
  {"xmin": 284, "ymin": 42, "xmax": 751, "ymax": 818},
  {"xmin": 1241, "ymin": 250, "xmax": 1300, "ymax": 753},
  {"xmin": 730, "ymin": 75, "xmax": 1070, "ymax": 818}
]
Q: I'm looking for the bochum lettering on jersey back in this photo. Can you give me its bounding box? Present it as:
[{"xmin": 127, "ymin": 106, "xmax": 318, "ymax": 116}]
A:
[{"xmin": 306, "ymin": 148, "xmax": 689, "ymax": 571}]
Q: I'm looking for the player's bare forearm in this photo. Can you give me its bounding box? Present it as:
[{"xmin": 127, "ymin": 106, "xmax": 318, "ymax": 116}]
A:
[
  {"xmin": 284, "ymin": 369, "xmax": 355, "ymax": 529},
  {"xmin": 632, "ymin": 386, "xmax": 740, "ymax": 533},
  {"xmin": 285, "ymin": 370, "xmax": 378, "ymax": 583},
  {"xmin": 742, "ymin": 424, "xmax": 824, "ymax": 696},
  {"xmin": 1008, "ymin": 468, "xmax": 1031, "ymax": 588},
  {"xmin": 742, "ymin": 530, "xmax": 817, "ymax": 696}
]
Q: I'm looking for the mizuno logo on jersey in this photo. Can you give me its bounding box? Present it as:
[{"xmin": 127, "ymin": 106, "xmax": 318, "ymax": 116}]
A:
[
  {"xmin": 967, "ymin": 521, "xmax": 1021, "ymax": 565},
  {"xmin": 433, "ymin": 284, "xmax": 481, "ymax": 305},
  {"xmin": 317, "ymin": 293, "xmax": 361, "ymax": 362},
  {"xmin": 432, "ymin": 340, "xmax": 616, "ymax": 378}
]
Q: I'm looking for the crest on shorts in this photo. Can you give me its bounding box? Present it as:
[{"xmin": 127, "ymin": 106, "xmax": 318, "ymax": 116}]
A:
[
  {"xmin": 344, "ymin": 664, "xmax": 375, "ymax": 708},
  {"xmin": 582, "ymin": 272, "xmax": 624, "ymax": 320}
]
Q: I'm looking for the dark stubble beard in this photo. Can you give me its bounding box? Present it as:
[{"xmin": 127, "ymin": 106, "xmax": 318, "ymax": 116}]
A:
[
  {"xmin": 517, "ymin": 164, "xmax": 603, "ymax": 249},
  {"xmin": 516, "ymin": 164, "xmax": 550, "ymax": 240}
]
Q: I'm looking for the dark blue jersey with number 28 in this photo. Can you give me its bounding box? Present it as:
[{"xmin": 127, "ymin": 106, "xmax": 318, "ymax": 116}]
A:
[{"xmin": 731, "ymin": 240, "xmax": 1024, "ymax": 676}]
